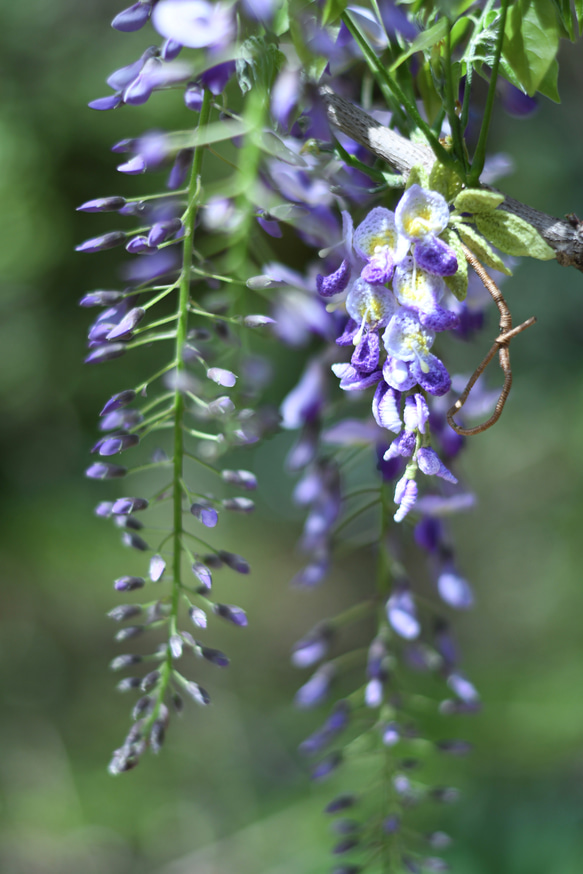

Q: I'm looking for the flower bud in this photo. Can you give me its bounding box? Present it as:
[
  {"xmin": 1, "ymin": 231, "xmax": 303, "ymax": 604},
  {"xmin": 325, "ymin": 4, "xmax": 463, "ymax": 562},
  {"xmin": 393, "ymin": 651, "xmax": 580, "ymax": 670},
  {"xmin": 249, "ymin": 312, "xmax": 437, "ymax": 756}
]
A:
[
  {"xmin": 114, "ymin": 576, "xmax": 145, "ymax": 592},
  {"xmin": 110, "ymin": 654, "xmax": 142, "ymax": 671},
  {"xmin": 213, "ymin": 603, "xmax": 248, "ymax": 627},
  {"xmin": 75, "ymin": 231, "xmax": 127, "ymax": 253},
  {"xmin": 84, "ymin": 344, "xmax": 127, "ymax": 365},
  {"xmin": 217, "ymin": 551, "xmax": 250, "ymax": 574},
  {"xmin": 121, "ymin": 532, "xmax": 149, "ymax": 551},
  {"xmin": 77, "ymin": 196, "xmax": 127, "ymax": 213},
  {"xmin": 85, "ymin": 462, "xmax": 127, "ymax": 479},
  {"xmin": 108, "ymin": 604, "xmax": 142, "ymax": 622},
  {"xmin": 112, "ymin": 2, "xmax": 152, "ymax": 32}
]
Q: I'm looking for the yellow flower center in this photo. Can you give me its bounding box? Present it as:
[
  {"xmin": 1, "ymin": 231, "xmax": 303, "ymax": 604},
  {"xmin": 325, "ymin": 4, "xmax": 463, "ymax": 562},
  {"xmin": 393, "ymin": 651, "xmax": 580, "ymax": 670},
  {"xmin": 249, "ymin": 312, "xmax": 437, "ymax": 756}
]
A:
[
  {"xmin": 367, "ymin": 230, "xmax": 395, "ymax": 255},
  {"xmin": 404, "ymin": 206, "xmax": 433, "ymax": 238}
]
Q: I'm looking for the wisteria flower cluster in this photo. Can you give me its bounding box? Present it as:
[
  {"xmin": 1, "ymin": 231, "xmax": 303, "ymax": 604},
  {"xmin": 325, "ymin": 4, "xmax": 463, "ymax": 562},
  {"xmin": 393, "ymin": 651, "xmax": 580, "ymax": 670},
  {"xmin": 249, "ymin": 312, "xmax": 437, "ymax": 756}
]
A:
[
  {"xmin": 74, "ymin": 0, "xmax": 573, "ymax": 869},
  {"xmin": 318, "ymin": 184, "xmax": 461, "ymax": 521}
]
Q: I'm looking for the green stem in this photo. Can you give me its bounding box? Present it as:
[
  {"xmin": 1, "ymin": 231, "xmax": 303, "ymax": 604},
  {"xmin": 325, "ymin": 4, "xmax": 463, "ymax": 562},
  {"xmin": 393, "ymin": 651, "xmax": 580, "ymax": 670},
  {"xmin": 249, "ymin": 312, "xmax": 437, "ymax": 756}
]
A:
[
  {"xmin": 468, "ymin": 0, "xmax": 509, "ymax": 186},
  {"xmin": 342, "ymin": 11, "xmax": 458, "ymax": 172},
  {"xmin": 151, "ymin": 88, "xmax": 214, "ymax": 721},
  {"xmin": 444, "ymin": 25, "xmax": 468, "ymax": 178},
  {"xmin": 461, "ymin": 0, "xmax": 497, "ymax": 134}
]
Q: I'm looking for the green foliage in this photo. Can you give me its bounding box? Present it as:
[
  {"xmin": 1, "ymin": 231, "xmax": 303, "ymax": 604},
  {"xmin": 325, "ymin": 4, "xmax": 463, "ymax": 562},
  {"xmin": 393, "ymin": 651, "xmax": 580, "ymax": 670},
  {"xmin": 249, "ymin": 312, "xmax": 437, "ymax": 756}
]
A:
[
  {"xmin": 406, "ymin": 163, "xmax": 430, "ymax": 189},
  {"xmin": 236, "ymin": 35, "xmax": 285, "ymax": 94},
  {"xmin": 453, "ymin": 188, "xmax": 506, "ymax": 213},
  {"xmin": 389, "ymin": 18, "xmax": 448, "ymax": 72},
  {"xmin": 475, "ymin": 209, "xmax": 556, "ymax": 259},
  {"xmin": 429, "ymin": 160, "xmax": 464, "ymax": 201},
  {"xmin": 451, "ymin": 220, "xmax": 513, "ymax": 274},
  {"xmin": 503, "ymin": 0, "xmax": 560, "ymax": 97},
  {"xmin": 441, "ymin": 227, "xmax": 469, "ymax": 299}
]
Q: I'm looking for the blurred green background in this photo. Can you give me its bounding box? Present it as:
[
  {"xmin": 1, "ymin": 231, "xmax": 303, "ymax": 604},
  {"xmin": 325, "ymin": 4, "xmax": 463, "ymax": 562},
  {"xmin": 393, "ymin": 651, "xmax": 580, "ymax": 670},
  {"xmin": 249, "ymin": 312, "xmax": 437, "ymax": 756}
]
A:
[{"xmin": 1, "ymin": 2, "xmax": 583, "ymax": 872}]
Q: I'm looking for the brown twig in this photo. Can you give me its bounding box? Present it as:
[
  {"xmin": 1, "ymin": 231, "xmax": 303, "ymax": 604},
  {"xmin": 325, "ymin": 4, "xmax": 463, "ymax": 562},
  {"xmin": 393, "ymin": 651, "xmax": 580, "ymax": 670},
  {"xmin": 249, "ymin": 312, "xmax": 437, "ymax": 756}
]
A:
[{"xmin": 446, "ymin": 243, "xmax": 536, "ymax": 436}]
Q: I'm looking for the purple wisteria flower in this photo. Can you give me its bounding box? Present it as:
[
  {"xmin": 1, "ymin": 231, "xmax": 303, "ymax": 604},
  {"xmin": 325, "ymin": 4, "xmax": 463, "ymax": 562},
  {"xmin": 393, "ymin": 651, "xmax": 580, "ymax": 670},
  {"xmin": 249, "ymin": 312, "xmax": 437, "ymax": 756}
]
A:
[
  {"xmin": 152, "ymin": 0, "xmax": 235, "ymax": 50},
  {"xmin": 395, "ymin": 185, "xmax": 457, "ymax": 276},
  {"xmin": 393, "ymin": 259, "xmax": 458, "ymax": 331},
  {"xmin": 353, "ymin": 207, "xmax": 408, "ymax": 284},
  {"xmin": 383, "ymin": 311, "xmax": 451, "ymax": 397}
]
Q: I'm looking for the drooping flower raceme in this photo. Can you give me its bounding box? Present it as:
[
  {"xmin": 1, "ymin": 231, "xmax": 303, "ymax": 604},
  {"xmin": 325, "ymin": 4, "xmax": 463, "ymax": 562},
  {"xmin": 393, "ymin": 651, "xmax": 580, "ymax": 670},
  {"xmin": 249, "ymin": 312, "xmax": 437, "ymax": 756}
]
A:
[{"xmin": 318, "ymin": 184, "xmax": 460, "ymax": 521}]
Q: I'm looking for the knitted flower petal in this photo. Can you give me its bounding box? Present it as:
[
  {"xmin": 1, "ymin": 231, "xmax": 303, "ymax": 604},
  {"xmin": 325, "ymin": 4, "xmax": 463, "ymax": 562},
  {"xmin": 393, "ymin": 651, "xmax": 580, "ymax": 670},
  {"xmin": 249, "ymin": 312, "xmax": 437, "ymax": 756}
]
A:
[
  {"xmin": 393, "ymin": 474, "xmax": 419, "ymax": 523},
  {"xmin": 336, "ymin": 318, "xmax": 358, "ymax": 347},
  {"xmin": 354, "ymin": 207, "xmax": 409, "ymax": 283},
  {"xmin": 384, "ymin": 430, "xmax": 415, "ymax": 460},
  {"xmin": 419, "ymin": 306, "xmax": 459, "ymax": 331},
  {"xmin": 331, "ymin": 363, "xmax": 382, "ymax": 392},
  {"xmin": 372, "ymin": 381, "xmax": 402, "ymax": 432},
  {"xmin": 383, "ymin": 311, "xmax": 435, "ymax": 363},
  {"xmin": 410, "ymin": 354, "xmax": 452, "ymax": 396},
  {"xmin": 393, "ymin": 258, "xmax": 444, "ymax": 314},
  {"xmin": 417, "ymin": 447, "xmax": 458, "ymax": 483},
  {"xmin": 383, "ymin": 356, "xmax": 417, "ymax": 391},
  {"xmin": 351, "ymin": 331, "xmax": 380, "ymax": 373},
  {"xmin": 403, "ymin": 393, "xmax": 430, "ymax": 434},
  {"xmin": 346, "ymin": 278, "xmax": 397, "ymax": 331},
  {"xmin": 316, "ymin": 259, "xmax": 351, "ymax": 298},
  {"xmin": 414, "ymin": 236, "xmax": 458, "ymax": 276},
  {"xmin": 395, "ymin": 184, "xmax": 450, "ymax": 241}
]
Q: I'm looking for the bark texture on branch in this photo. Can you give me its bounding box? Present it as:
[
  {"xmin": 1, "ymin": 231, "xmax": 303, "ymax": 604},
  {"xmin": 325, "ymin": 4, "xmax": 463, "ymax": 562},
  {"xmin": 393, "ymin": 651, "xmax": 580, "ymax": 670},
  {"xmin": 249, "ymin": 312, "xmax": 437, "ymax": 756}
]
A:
[{"xmin": 320, "ymin": 86, "xmax": 583, "ymax": 273}]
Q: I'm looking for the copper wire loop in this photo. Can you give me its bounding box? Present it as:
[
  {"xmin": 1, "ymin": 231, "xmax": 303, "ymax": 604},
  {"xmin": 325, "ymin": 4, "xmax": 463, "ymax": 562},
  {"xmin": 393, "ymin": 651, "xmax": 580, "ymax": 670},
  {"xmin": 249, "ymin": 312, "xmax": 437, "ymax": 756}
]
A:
[{"xmin": 446, "ymin": 242, "xmax": 536, "ymax": 437}]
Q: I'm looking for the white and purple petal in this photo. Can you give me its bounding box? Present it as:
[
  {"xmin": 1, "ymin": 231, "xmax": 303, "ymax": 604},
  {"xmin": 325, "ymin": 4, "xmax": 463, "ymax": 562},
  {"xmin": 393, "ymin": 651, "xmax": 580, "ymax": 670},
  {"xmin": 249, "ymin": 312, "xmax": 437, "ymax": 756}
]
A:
[
  {"xmin": 383, "ymin": 356, "xmax": 417, "ymax": 391},
  {"xmin": 414, "ymin": 236, "xmax": 458, "ymax": 276},
  {"xmin": 410, "ymin": 354, "xmax": 451, "ymax": 396},
  {"xmin": 393, "ymin": 258, "xmax": 444, "ymax": 312},
  {"xmin": 152, "ymin": 0, "xmax": 235, "ymax": 50},
  {"xmin": 383, "ymin": 311, "xmax": 435, "ymax": 363},
  {"xmin": 316, "ymin": 259, "xmax": 351, "ymax": 298},
  {"xmin": 403, "ymin": 393, "xmax": 429, "ymax": 434},
  {"xmin": 387, "ymin": 583, "xmax": 420, "ymax": 637},
  {"xmin": 372, "ymin": 381, "xmax": 402, "ymax": 433},
  {"xmin": 384, "ymin": 430, "xmax": 415, "ymax": 460},
  {"xmin": 419, "ymin": 306, "xmax": 459, "ymax": 331},
  {"xmin": 346, "ymin": 277, "xmax": 397, "ymax": 331},
  {"xmin": 336, "ymin": 318, "xmax": 358, "ymax": 346},
  {"xmin": 393, "ymin": 473, "xmax": 418, "ymax": 523},
  {"xmin": 331, "ymin": 363, "xmax": 382, "ymax": 392},
  {"xmin": 417, "ymin": 447, "xmax": 458, "ymax": 484},
  {"xmin": 395, "ymin": 184, "xmax": 449, "ymax": 241},
  {"xmin": 351, "ymin": 331, "xmax": 380, "ymax": 373},
  {"xmin": 437, "ymin": 569, "xmax": 474, "ymax": 610}
]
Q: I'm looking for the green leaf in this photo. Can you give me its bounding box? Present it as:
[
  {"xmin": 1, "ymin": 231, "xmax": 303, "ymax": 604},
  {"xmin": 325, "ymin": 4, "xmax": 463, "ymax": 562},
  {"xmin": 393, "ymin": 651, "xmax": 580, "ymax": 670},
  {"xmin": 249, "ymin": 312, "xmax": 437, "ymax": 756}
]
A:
[
  {"xmin": 389, "ymin": 18, "xmax": 448, "ymax": 72},
  {"xmin": 576, "ymin": 0, "xmax": 583, "ymax": 30},
  {"xmin": 441, "ymin": 228, "xmax": 468, "ymax": 300},
  {"xmin": 416, "ymin": 61, "xmax": 443, "ymax": 127},
  {"xmin": 272, "ymin": 0, "xmax": 290, "ymax": 36},
  {"xmin": 429, "ymin": 161, "xmax": 464, "ymax": 202},
  {"xmin": 180, "ymin": 120, "xmax": 250, "ymax": 148},
  {"xmin": 475, "ymin": 210, "xmax": 556, "ymax": 259},
  {"xmin": 256, "ymin": 131, "xmax": 308, "ymax": 166},
  {"xmin": 321, "ymin": 0, "xmax": 350, "ymax": 26},
  {"xmin": 537, "ymin": 58, "xmax": 560, "ymax": 103},
  {"xmin": 381, "ymin": 170, "xmax": 407, "ymax": 188},
  {"xmin": 236, "ymin": 36, "xmax": 284, "ymax": 94},
  {"xmin": 406, "ymin": 164, "xmax": 430, "ymax": 189},
  {"xmin": 451, "ymin": 221, "xmax": 512, "ymax": 274},
  {"xmin": 450, "ymin": 14, "xmax": 472, "ymax": 47},
  {"xmin": 453, "ymin": 188, "xmax": 505, "ymax": 212},
  {"xmin": 503, "ymin": 0, "xmax": 560, "ymax": 95},
  {"xmin": 437, "ymin": 0, "xmax": 476, "ymax": 18},
  {"xmin": 550, "ymin": 0, "xmax": 575, "ymax": 40}
]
